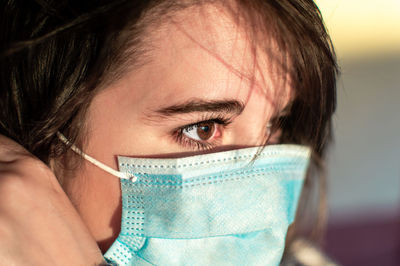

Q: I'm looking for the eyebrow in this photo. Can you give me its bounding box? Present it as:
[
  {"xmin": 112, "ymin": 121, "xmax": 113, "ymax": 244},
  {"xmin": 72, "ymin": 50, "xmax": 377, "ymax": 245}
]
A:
[{"xmin": 151, "ymin": 99, "xmax": 245, "ymax": 117}]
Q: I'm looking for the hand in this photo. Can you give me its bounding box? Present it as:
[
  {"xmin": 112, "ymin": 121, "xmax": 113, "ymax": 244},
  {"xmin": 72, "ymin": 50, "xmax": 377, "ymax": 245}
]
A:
[{"xmin": 0, "ymin": 135, "xmax": 106, "ymax": 265}]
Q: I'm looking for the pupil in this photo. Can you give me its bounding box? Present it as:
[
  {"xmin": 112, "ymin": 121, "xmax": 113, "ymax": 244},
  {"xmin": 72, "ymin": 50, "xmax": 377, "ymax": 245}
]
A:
[
  {"xmin": 197, "ymin": 122, "xmax": 214, "ymax": 140},
  {"xmin": 201, "ymin": 126, "xmax": 209, "ymax": 132}
]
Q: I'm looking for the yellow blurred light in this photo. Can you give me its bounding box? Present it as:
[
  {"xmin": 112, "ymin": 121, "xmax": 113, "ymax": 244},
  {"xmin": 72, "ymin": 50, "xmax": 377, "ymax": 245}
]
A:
[{"xmin": 315, "ymin": 0, "xmax": 400, "ymax": 58}]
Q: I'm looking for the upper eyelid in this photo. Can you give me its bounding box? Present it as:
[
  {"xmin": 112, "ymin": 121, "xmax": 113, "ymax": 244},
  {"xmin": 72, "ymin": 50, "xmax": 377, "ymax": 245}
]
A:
[
  {"xmin": 181, "ymin": 118, "xmax": 231, "ymax": 128},
  {"xmin": 142, "ymin": 100, "xmax": 245, "ymax": 126},
  {"xmin": 153, "ymin": 100, "xmax": 244, "ymax": 116},
  {"xmin": 177, "ymin": 117, "xmax": 233, "ymax": 136},
  {"xmin": 142, "ymin": 110, "xmax": 238, "ymax": 128}
]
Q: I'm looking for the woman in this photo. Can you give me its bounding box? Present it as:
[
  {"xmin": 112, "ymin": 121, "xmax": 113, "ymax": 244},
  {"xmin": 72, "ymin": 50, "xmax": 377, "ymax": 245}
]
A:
[{"xmin": 0, "ymin": 0, "xmax": 337, "ymax": 265}]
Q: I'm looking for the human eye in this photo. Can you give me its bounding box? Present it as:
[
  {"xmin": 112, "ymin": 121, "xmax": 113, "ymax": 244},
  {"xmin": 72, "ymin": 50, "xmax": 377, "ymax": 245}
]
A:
[{"xmin": 173, "ymin": 116, "xmax": 232, "ymax": 150}]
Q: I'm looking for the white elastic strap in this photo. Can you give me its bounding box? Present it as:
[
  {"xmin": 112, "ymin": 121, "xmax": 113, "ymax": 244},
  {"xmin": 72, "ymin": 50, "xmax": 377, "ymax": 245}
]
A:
[{"xmin": 57, "ymin": 132, "xmax": 137, "ymax": 182}]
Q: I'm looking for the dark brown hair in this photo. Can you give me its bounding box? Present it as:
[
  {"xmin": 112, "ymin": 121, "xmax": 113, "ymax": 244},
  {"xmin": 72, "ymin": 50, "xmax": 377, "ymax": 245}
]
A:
[{"xmin": 0, "ymin": 0, "xmax": 337, "ymax": 252}]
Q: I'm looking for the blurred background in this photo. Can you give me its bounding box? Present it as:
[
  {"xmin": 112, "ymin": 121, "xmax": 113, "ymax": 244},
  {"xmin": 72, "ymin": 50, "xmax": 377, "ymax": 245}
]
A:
[{"xmin": 315, "ymin": 0, "xmax": 400, "ymax": 265}]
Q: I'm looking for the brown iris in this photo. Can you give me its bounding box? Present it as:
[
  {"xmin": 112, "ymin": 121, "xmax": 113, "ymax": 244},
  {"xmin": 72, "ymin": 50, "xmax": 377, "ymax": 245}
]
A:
[{"xmin": 196, "ymin": 122, "xmax": 215, "ymax": 140}]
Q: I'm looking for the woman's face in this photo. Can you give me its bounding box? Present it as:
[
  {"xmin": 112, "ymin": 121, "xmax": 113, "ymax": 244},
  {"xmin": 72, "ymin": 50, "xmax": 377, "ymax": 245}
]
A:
[{"xmin": 62, "ymin": 6, "xmax": 293, "ymax": 252}]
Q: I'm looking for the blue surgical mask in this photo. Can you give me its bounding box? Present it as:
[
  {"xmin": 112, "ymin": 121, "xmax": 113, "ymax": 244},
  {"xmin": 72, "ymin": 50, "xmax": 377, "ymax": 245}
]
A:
[{"xmin": 57, "ymin": 133, "xmax": 310, "ymax": 266}]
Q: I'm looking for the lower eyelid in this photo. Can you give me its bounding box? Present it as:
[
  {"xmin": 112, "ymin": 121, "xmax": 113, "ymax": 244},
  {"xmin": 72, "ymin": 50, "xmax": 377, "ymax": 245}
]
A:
[{"xmin": 180, "ymin": 136, "xmax": 217, "ymax": 150}]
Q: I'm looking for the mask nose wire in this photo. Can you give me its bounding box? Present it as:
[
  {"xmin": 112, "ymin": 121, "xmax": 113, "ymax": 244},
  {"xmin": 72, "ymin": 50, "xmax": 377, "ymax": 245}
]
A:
[{"xmin": 56, "ymin": 132, "xmax": 138, "ymax": 182}]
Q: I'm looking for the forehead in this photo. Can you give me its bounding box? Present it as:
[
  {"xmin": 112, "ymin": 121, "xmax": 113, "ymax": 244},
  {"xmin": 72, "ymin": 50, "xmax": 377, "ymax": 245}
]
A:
[{"xmin": 120, "ymin": 4, "xmax": 293, "ymax": 111}]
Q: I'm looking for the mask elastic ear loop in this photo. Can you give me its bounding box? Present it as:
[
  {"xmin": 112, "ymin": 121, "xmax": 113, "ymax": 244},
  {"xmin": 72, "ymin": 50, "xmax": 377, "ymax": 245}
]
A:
[{"xmin": 56, "ymin": 132, "xmax": 137, "ymax": 182}]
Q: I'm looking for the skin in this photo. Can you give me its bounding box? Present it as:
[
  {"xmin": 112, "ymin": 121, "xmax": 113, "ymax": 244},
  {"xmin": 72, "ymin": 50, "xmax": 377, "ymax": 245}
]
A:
[
  {"xmin": 62, "ymin": 6, "xmax": 292, "ymax": 253},
  {"xmin": 0, "ymin": 135, "xmax": 105, "ymax": 265},
  {"xmin": 0, "ymin": 4, "xmax": 292, "ymax": 263}
]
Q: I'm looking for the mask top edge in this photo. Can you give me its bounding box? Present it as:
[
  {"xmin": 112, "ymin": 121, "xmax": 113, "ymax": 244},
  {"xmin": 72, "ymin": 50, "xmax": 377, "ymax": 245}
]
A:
[{"xmin": 117, "ymin": 144, "xmax": 311, "ymax": 168}]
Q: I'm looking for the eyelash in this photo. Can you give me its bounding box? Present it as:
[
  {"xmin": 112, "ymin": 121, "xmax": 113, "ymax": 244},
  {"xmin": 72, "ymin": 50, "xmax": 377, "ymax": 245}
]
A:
[{"xmin": 173, "ymin": 115, "xmax": 233, "ymax": 150}]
